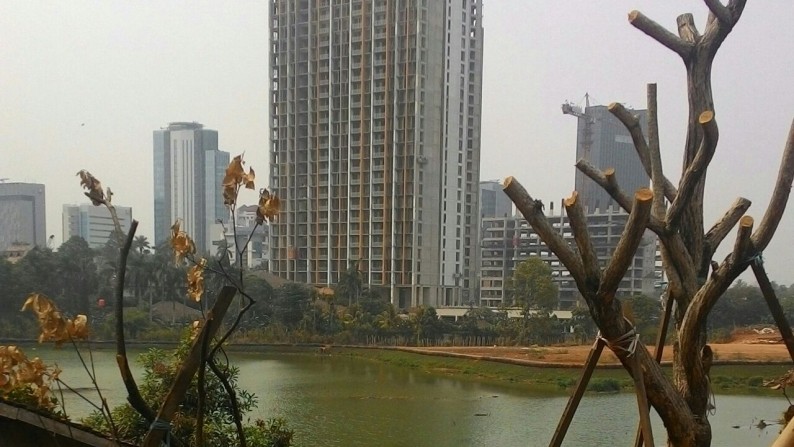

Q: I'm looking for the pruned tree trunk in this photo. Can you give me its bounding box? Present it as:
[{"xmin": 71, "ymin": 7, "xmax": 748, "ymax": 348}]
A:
[{"xmin": 504, "ymin": 2, "xmax": 794, "ymax": 446}]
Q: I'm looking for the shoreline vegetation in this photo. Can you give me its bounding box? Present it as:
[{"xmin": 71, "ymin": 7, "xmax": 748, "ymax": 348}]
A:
[{"xmin": 7, "ymin": 338, "xmax": 791, "ymax": 396}]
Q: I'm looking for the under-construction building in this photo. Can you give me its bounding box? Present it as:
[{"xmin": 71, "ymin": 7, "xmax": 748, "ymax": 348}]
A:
[
  {"xmin": 268, "ymin": 0, "xmax": 484, "ymax": 308},
  {"xmin": 480, "ymin": 206, "xmax": 658, "ymax": 309},
  {"xmin": 563, "ymin": 99, "xmax": 649, "ymax": 213}
]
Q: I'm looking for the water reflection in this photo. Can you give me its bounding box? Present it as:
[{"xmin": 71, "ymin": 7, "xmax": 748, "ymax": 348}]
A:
[{"xmin": 36, "ymin": 347, "xmax": 789, "ymax": 446}]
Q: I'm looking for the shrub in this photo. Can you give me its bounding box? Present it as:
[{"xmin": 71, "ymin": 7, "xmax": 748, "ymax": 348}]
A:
[{"xmin": 587, "ymin": 378, "xmax": 621, "ymax": 393}]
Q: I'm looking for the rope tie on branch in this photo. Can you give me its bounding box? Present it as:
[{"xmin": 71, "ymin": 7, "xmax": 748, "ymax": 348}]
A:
[
  {"xmin": 149, "ymin": 418, "xmax": 172, "ymax": 446},
  {"xmin": 746, "ymin": 251, "xmax": 764, "ymax": 267},
  {"xmin": 707, "ymin": 376, "xmax": 717, "ymax": 416},
  {"xmin": 596, "ymin": 318, "xmax": 641, "ymax": 358}
]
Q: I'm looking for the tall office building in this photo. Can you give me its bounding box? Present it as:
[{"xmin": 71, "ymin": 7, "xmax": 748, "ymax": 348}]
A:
[
  {"xmin": 0, "ymin": 182, "xmax": 46, "ymax": 252},
  {"xmin": 570, "ymin": 104, "xmax": 649, "ymax": 213},
  {"xmin": 153, "ymin": 122, "xmax": 230, "ymax": 253},
  {"xmin": 269, "ymin": 0, "xmax": 484, "ymax": 308},
  {"xmin": 479, "ymin": 181, "xmax": 512, "ymax": 218},
  {"xmin": 62, "ymin": 203, "xmax": 133, "ymax": 249}
]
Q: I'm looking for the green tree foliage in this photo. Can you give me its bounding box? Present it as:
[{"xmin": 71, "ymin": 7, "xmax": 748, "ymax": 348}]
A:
[
  {"xmin": 56, "ymin": 236, "xmax": 99, "ymax": 314},
  {"xmin": 622, "ymin": 294, "xmax": 662, "ymax": 344},
  {"xmin": 85, "ymin": 334, "xmax": 293, "ymax": 446},
  {"xmin": 708, "ymin": 280, "xmax": 769, "ymax": 330},
  {"xmin": 411, "ymin": 306, "xmax": 444, "ymax": 344},
  {"xmin": 571, "ymin": 306, "xmax": 597, "ymax": 343},
  {"xmin": 334, "ymin": 261, "xmax": 364, "ymax": 307},
  {"xmin": 507, "ymin": 258, "xmax": 559, "ymax": 344},
  {"xmin": 272, "ymin": 283, "xmax": 313, "ymax": 329},
  {"xmin": 507, "ymin": 257, "xmax": 558, "ymax": 312}
]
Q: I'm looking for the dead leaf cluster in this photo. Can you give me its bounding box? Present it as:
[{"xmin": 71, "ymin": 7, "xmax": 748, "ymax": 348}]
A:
[
  {"xmin": 170, "ymin": 220, "xmax": 196, "ymax": 265},
  {"xmin": 0, "ymin": 345, "xmax": 60, "ymax": 409},
  {"xmin": 187, "ymin": 258, "xmax": 207, "ymax": 302},
  {"xmin": 222, "ymin": 154, "xmax": 256, "ymax": 207},
  {"xmin": 256, "ymin": 188, "xmax": 280, "ymax": 224},
  {"xmin": 21, "ymin": 293, "xmax": 89, "ymax": 346},
  {"xmin": 76, "ymin": 170, "xmax": 105, "ymax": 206}
]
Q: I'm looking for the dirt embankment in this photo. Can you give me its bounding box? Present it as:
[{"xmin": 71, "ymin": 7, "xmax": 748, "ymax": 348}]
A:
[{"xmin": 410, "ymin": 327, "xmax": 792, "ymax": 367}]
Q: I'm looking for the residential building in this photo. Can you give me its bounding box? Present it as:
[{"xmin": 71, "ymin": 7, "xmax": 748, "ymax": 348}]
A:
[
  {"xmin": 153, "ymin": 122, "xmax": 230, "ymax": 253},
  {"xmin": 571, "ymin": 104, "xmax": 649, "ymax": 213},
  {"xmin": 479, "ymin": 180, "xmax": 512, "ymax": 218},
  {"xmin": 268, "ymin": 0, "xmax": 484, "ymax": 308},
  {"xmin": 480, "ymin": 205, "xmax": 657, "ymax": 309},
  {"xmin": 62, "ymin": 203, "xmax": 133, "ymax": 249},
  {"xmin": 0, "ymin": 182, "xmax": 46, "ymax": 252},
  {"xmin": 212, "ymin": 205, "xmax": 270, "ymax": 270}
]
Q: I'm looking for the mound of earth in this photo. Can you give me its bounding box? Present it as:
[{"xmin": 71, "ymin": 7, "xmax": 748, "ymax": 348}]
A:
[{"xmin": 729, "ymin": 326, "xmax": 783, "ymax": 344}]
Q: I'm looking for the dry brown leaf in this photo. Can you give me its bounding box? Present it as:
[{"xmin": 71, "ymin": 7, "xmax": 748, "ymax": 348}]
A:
[
  {"xmin": 224, "ymin": 155, "xmax": 245, "ymax": 186},
  {"xmin": 187, "ymin": 258, "xmax": 207, "ymax": 302},
  {"xmin": 170, "ymin": 220, "xmax": 196, "ymax": 264},
  {"xmin": 243, "ymin": 166, "xmax": 256, "ymax": 190},
  {"xmin": 256, "ymin": 189, "xmax": 280, "ymax": 224},
  {"xmin": 76, "ymin": 170, "xmax": 105, "ymax": 206}
]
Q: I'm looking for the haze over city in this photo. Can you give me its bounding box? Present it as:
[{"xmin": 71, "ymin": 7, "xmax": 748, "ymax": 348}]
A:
[{"xmin": 1, "ymin": 1, "xmax": 793, "ymax": 282}]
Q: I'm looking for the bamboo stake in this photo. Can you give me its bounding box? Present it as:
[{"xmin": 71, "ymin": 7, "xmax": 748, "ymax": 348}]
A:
[
  {"xmin": 549, "ymin": 338, "xmax": 605, "ymax": 447},
  {"xmin": 752, "ymin": 261, "xmax": 794, "ymax": 362}
]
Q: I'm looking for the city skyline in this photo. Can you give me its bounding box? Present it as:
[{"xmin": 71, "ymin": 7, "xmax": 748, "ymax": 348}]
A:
[{"xmin": 1, "ymin": 2, "xmax": 793, "ymax": 282}]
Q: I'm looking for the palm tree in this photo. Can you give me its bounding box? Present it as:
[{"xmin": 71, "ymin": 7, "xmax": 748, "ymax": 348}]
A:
[{"xmin": 132, "ymin": 235, "xmax": 151, "ymax": 254}]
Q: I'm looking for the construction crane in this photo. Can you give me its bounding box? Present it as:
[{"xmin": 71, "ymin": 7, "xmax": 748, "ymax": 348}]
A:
[{"xmin": 562, "ymin": 93, "xmax": 596, "ymax": 205}]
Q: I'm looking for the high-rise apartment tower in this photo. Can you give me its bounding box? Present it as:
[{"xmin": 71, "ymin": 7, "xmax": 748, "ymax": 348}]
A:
[
  {"xmin": 269, "ymin": 0, "xmax": 484, "ymax": 308},
  {"xmin": 153, "ymin": 122, "xmax": 229, "ymax": 253}
]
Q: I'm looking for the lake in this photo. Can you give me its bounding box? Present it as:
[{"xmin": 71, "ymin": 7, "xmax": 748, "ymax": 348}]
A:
[{"xmin": 24, "ymin": 344, "xmax": 789, "ymax": 446}]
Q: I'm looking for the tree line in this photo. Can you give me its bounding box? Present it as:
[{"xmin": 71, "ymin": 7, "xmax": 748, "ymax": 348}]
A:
[{"xmin": 2, "ymin": 237, "xmax": 791, "ymax": 346}]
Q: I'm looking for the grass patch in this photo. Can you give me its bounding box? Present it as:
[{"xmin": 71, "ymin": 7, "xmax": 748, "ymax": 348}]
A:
[{"xmin": 334, "ymin": 348, "xmax": 790, "ymax": 396}]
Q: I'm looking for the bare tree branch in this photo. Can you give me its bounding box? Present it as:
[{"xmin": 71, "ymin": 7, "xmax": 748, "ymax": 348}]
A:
[
  {"xmin": 704, "ymin": 0, "xmax": 734, "ymax": 27},
  {"xmin": 683, "ymin": 215, "xmax": 754, "ymax": 341},
  {"xmin": 704, "ymin": 197, "xmax": 751, "ymax": 256},
  {"xmin": 564, "ymin": 191, "xmax": 601, "ymax": 285},
  {"xmin": 667, "ymin": 111, "xmax": 719, "ymax": 229},
  {"xmin": 732, "ymin": 215, "xmax": 754, "ymax": 264},
  {"xmin": 608, "ymin": 102, "xmax": 677, "ymax": 202},
  {"xmin": 503, "ymin": 176, "xmax": 585, "ymax": 284},
  {"xmin": 701, "ymin": 0, "xmax": 747, "ymax": 56},
  {"xmin": 114, "ymin": 220, "xmax": 156, "ymax": 423},
  {"xmin": 751, "ymin": 119, "xmax": 794, "ymax": 250},
  {"xmin": 676, "ymin": 13, "xmax": 701, "ymax": 43},
  {"xmin": 575, "ymin": 161, "xmax": 666, "ymax": 235},
  {"xmin": 599, "ymin": 188, "xmax": 653, "ymax": 301},
  {"xmin": 646, "ymin": 84, "xmax": 667, "ymax": 221},
  {"xmin": 629, "ymin": 10, "xmax": 693, "ymax": 60}
]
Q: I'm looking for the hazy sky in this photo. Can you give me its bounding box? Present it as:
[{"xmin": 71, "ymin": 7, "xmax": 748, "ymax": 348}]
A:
[{"xmin": 2, "ymin": 2, "xmax": 793, "ymax": 282}]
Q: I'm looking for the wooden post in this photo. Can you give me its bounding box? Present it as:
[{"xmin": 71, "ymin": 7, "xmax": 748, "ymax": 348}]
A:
[
  {"xmin": 752, "ymin": 261, "xmax": 794, "ymax": 362},
  {"xmin": 631, "ymin": 354, "xmax": 655, "ymax": 447},
  {"xmin": 549, "ymin": 338, "xmax": 605, "ymax": 447},
  {"xmin": 634, "ymin": 292, "xmax": 673, "ymax": 447},
  {"xmin": 141, "ymin": 285, "xmax": 237, "ymax": 447}
]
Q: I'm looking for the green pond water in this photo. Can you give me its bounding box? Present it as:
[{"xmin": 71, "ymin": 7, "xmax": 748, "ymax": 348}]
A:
[{"xmin": 24, "ymin": 345, "xmax": 789, "ymax": 446}]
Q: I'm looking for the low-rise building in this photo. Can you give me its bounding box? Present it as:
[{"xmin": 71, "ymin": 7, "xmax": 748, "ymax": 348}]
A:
[{"xmin": 62, "ymin": 203, "xmax": 133, "ymax": 249}]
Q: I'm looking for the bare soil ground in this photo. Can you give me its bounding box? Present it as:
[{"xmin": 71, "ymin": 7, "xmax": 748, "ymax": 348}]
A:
[{"xmin": 414, "ymin": 327, "xmax": 792, "ymax": 366}]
